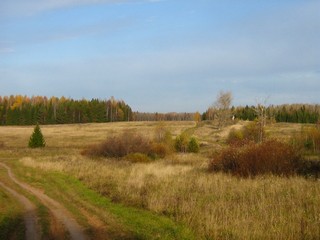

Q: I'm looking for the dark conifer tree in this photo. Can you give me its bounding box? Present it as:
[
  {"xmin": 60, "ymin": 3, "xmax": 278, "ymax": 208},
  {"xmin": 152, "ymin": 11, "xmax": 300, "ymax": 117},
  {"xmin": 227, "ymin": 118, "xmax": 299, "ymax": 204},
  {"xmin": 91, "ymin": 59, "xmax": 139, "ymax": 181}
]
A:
[{"xmin": 28, "ymin": 124, "xmax": 46, "ymax": 148}]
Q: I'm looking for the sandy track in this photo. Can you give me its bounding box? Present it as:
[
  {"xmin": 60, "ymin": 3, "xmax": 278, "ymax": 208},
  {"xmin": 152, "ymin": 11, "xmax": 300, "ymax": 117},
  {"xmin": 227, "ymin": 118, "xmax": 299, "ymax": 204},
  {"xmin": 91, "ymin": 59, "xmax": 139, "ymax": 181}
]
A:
[{"xmin": 0, "ymin": 162, "xmax": 87, "ymax": 240}]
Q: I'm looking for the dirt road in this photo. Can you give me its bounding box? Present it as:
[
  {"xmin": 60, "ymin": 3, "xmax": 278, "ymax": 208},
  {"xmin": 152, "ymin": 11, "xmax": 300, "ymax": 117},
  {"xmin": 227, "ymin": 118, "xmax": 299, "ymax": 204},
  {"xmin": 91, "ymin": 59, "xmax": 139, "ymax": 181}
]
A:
[
  {"xmin": 0, "ymin": 162, "xmax": 87, "ymax": 240},
  {"xmin": 0, "ymin": 180, "xmax": 40, "ymax": 240}
]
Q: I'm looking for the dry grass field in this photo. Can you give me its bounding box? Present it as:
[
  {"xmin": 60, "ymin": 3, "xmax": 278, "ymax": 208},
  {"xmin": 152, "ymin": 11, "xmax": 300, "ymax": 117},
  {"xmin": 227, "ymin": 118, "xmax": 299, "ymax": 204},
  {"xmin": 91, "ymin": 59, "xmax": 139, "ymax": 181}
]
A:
[{"xmin": 1, "ymin": 121, "xmax": 320, "ymax": 239}]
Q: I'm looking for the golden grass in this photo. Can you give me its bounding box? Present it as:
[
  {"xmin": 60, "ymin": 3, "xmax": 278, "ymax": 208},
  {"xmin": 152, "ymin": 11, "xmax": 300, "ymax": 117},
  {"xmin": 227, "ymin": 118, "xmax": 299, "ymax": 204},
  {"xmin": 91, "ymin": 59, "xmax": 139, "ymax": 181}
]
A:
[
  {"xmin": 1, "ymin": 121, "xmax": 320, "ymax": 239},
  {"xmin": 20, "ymin": 154, "xmax": 320, "ymax": 240},
  {"xmin": 0, "ymin": 121, "xmax": 195, "ymax": 148}
]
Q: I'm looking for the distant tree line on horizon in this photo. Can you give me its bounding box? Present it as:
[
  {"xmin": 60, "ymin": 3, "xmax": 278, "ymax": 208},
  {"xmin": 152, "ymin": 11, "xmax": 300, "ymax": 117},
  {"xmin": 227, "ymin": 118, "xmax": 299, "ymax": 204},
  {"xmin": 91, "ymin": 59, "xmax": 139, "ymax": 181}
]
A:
[
  {"xmin": 132, "ymin": 112, "xmax": 196, "ymax": 121},
  {"xmin": 0, "ymin": 95, "xmax": 132, "ymax": 125},
  {"xmin": 230, "ymin": 104, "xmax": 320, "ymax": 124},
  {"xmin": 0, "ymin": 95, "xmax": 319, "ymax": 125}
]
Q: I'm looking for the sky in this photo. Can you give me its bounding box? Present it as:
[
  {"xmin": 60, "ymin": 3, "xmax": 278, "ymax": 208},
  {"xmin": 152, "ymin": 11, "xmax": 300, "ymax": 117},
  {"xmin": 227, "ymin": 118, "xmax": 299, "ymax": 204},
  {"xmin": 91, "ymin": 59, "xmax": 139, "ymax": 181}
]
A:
[{"xmin": 0, "ymin": 0, "xmax": 319, "ymax": 112}]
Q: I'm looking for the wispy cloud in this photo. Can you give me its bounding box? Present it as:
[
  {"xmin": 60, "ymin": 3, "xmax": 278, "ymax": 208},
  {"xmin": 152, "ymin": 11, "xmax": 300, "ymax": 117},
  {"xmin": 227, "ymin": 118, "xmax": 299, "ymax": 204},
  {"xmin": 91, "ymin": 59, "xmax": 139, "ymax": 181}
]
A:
[{"xmin": 0, "ymin": 0, "xmax": 161, "ymax": 18}]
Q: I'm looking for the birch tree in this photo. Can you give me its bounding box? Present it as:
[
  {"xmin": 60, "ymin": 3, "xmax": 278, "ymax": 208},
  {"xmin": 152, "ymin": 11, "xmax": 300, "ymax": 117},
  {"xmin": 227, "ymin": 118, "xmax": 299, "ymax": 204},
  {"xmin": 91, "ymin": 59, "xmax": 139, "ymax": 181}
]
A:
[{"xmin": 213, "ymin": 91, "xmax": 233, "ymax": 128}]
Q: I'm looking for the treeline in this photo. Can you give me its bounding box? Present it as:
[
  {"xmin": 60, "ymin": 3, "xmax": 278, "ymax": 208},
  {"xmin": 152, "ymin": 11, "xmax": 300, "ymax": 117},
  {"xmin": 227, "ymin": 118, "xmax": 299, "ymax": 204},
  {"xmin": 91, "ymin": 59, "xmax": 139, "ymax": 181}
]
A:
[
  {"xmin": 233, "ymin": 104, "xmax": 320, "ymax": 123},
  {"xmin": 132, "ymin": 112, "xmax": 195, "ymax": 121},
  {"xmin": 0, "ymin": 95, "xmax": 132, "ymax": 125},
  {"xmin": 1, "ymin": 95, "xmax": 319, "ymax": 125}
]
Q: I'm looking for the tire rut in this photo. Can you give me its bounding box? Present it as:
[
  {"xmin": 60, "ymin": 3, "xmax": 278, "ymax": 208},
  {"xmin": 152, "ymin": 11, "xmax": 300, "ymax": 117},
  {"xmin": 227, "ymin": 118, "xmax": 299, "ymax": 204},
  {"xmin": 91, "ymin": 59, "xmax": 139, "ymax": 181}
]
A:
[
  {"xmin": 0, "ymin": 181, "xmax": 40, "ymax": 240},
  {"xmin": 0, "ymin": 162, "xmax": 87, "ymax": 240}
]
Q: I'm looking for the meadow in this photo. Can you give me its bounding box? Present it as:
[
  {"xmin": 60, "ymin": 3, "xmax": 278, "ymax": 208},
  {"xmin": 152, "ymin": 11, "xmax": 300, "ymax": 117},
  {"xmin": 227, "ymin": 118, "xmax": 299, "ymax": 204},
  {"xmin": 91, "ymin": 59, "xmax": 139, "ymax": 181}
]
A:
[{"xmin": 0, "ymin": 121, "xmax": 319, "ymax": 239}]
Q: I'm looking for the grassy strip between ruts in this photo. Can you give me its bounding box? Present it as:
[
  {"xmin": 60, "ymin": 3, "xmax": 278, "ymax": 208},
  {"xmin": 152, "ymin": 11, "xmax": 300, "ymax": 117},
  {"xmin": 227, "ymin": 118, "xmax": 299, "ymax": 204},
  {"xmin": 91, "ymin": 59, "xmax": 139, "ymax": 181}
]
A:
[{"xmin": 7, "ymin": 159, "xmax": 195, "ymax": 240}]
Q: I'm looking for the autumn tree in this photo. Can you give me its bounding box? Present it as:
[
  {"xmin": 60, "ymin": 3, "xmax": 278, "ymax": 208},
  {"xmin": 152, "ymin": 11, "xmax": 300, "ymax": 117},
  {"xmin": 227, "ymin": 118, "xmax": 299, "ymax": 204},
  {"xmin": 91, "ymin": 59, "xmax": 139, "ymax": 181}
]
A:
[
  {"xmin": 175, "ymin": 133, "xmax": 190, "ymax": 153},
  {"xmin": 213, "ymin": 91, "xmax": 233, "ymax": 128},
  {"xmin": 194, "ymin": 112, "xmax": 201, "ymax": 123}
]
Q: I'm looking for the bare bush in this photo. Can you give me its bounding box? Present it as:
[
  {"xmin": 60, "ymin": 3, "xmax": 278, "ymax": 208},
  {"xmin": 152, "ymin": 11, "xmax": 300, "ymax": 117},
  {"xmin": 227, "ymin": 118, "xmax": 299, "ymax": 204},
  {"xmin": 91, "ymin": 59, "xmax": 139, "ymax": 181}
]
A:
[
  {"xmin": 209, "ymin": 140, "xmax": 301, "ymax": 177},
  {"xmin": 82, "ymin": 131, "xmax": 174, "ymax": 159},
  {"xmin": 82, "ymin": 131, "xmax": 152, "ymax": 158}
]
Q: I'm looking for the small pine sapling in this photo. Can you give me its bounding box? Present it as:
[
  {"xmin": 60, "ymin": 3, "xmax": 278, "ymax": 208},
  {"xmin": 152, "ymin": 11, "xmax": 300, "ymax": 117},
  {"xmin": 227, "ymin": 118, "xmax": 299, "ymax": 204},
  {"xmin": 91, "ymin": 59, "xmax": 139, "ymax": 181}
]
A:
[
  {"xmin": 28, "ymin": 124, "xmax": 46, "ymax": 148},
  {"xmin": 188, "ymin": 137, "xmax": 200, "ymax": 153}
]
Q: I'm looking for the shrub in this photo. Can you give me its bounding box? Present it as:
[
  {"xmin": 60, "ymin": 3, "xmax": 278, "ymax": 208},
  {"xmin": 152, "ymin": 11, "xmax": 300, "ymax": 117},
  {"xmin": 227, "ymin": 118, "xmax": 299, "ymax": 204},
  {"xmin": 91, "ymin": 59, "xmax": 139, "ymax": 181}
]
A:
[
  {"xmin": 154, "ymin": 122, "xmax": 171, "ymax": 143},
  {"xmin": 175, "ymin": 134, "xmax": 201, "ymax": 153},
  {"xmin": 0, "ymin": 141, "xmax": 4, "ymax": 148},
  {"xmin": 297, "ymin": 159, "xmax": 320, "ymax": 178},
  {"xmin": 227, "ymin": 121, "xmax": 265, "ymax": 146},
  {"xmin": 152, "ymin": 125, "xmax": 174, "ymax": 158},
  {"xmin": 175, "ymin": 133, "xmax": 189, "ymax": 153},
  {"xmin": 188, "ymin": 137, "xmax": 200, "ymax": 153},
  {"xmin": 28, "ymin": 124, "xmax": 46, "ymax": 148},
  {"xmin": 209, "ymin": 140, "xmax": 301, "ymax": 177},
  {"xmin": 83, "ymin": 131, "xmax": 151, "ymax": 158},
  {"xmin": 82, "ymin": 131, "xmax": 174, "ymax": 159},
  {"xmin": 242, "ymin": 121, "xmax": 265, "ymax": 142},
  {"xmin": 227, "ymin": 128, "xmax": 244, "ymax": 145},
  {"xmin": 150, "ymin": 142, "xmax": 173, "ymax": 159}
]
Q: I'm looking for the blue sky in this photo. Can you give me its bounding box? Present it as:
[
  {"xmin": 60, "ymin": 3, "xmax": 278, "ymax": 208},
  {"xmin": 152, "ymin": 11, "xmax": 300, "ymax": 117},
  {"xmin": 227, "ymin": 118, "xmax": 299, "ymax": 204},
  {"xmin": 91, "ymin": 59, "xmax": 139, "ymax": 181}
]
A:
[{"xmin": 0, "ymin": 0, "xmax": 319, "ymax": 112}]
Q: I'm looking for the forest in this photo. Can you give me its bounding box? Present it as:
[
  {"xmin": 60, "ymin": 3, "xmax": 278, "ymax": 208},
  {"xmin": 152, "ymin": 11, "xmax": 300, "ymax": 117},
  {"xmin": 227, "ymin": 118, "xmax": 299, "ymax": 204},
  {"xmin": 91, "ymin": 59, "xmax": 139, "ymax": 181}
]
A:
[
  {"xmin": 0, "ymin": 95, "xmax": 319, "ymax": 125},
  {"xmin": 0, "ymin": 95, "xmax": 132, "ymax": 125},
  {"xmin": 204, "ymin": 104, "xmax": 320, "ymax": 124}
]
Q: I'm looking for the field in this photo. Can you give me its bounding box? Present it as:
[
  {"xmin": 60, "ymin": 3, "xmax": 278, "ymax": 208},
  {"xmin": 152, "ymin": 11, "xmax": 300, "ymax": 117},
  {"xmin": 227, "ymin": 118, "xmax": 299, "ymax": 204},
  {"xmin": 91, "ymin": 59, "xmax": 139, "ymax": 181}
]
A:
[{"xmin": 0, "ymin": 121, "xmax": 319, "ymax": 239}]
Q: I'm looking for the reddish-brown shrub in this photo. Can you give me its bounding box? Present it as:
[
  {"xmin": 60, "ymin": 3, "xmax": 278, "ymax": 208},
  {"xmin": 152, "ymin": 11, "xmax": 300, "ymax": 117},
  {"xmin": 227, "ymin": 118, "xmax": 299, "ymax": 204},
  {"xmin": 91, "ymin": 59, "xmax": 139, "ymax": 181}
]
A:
[
  {"xmin": 82, "ymin": 131, "xmax": 173, "ymax": 159},
  {"xmin": 82, "ymin": 131, "xmax": 152, "ymax": 158},
  {"xmin": 209, "ymin": 140, "xmax": 301, "ymax": 177}
]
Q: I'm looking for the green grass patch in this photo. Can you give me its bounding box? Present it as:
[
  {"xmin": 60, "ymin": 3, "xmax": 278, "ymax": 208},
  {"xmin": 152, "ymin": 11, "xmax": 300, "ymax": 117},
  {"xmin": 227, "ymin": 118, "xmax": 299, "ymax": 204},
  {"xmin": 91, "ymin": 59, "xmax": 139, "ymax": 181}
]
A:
[
  {"xmin": 8, "ymin": 161, "xmax": 195, "ymax": 240},
  {"xmin": 37, "ymin": 204, "xmax": 51, "ymax": 238}
]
